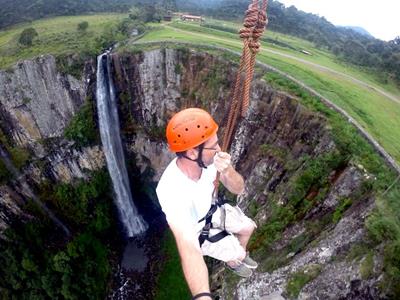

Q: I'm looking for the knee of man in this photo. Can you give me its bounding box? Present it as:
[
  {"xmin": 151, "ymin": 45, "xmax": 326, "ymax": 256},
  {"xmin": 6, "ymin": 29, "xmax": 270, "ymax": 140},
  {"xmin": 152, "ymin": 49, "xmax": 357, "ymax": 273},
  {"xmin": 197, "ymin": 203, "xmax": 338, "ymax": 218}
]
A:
[{"xmin": 239, "ymin": 223, "xmax": 256, "ymax": 236}]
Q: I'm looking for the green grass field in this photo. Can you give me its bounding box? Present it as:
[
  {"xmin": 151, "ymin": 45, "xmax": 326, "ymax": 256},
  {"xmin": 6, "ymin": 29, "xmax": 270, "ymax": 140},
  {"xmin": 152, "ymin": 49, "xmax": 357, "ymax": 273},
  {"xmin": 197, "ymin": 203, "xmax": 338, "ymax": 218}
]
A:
[
  {"xmin": 135, "ymin": 20, "xmax": 400, "ymax": 164},
  {"xmin": 0, "ymin": 14, "xmax": 127, "ymax": 68},
  {"xmin": 202, "ymin": 18, "xmax": 400, "ymax": 96}
]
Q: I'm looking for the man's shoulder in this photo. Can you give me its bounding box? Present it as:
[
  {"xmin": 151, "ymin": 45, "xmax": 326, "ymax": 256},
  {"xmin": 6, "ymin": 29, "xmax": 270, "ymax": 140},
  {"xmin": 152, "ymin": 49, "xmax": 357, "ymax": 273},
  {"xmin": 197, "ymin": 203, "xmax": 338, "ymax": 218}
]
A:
[
  {"xmin": 157, "ymin": 158, "xmax": 178, "ymax": 183},
  {"xmin": 156, "ymin": 158, "xmax": 184, "ymax": 197}
]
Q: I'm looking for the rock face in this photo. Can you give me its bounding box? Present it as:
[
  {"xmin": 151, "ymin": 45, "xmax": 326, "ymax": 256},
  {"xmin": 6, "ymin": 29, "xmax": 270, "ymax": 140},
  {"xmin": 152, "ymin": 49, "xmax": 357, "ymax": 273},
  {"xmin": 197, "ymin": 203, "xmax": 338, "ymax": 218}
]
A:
[
  {"xmin": 27, "ymin": 144, "xmax": 106, "ymax": 184},
  {"xmin": 0, "ymin": 54, "xmax": 104, "ymax": 235},
  {"xmin": 0, "ymin": 55, "xmax": 89, "ymax": 156},
  {"xmin": 0, "ymin": 186, "xmax": 25, "ymax": 233},
  {"xmin": 0, "ymin": 48, "xmax": 386, "ymax": 298},
  {"xmin": 234, "ymin": 197, "xmax": 376, "ymax": 300},
  {"xmin": 111, "ymin": 48, "xmax": 235, "ymax": 179}
]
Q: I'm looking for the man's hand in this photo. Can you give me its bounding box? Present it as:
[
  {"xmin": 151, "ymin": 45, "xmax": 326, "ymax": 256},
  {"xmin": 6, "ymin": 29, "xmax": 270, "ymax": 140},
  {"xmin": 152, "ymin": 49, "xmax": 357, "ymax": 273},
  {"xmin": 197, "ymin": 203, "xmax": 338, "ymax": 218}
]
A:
[
  {"xmin": 213, "ymin": 152, "xmax": 231, "ymax": 174},
  {"xmin": 215, "ymin": 152, "xmax": 245, "ymax": 195}
]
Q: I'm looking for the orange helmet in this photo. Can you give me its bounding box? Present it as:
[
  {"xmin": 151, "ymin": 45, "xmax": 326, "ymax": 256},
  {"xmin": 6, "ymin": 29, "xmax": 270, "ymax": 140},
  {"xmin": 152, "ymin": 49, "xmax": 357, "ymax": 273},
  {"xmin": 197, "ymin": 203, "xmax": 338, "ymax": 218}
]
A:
[{"xmin": 166, "ymin": 108, "xmax": 218, "ymax": 152}]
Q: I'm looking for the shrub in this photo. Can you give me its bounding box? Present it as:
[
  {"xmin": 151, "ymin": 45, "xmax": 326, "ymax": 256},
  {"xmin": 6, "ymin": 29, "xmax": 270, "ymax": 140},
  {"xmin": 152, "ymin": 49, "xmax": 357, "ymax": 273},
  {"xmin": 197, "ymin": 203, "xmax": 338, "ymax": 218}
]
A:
[
  {"xmin": 0, "ymin": 169, "xmax": 115, "ymax": 298},
  {"xmin": 0, "ymin": 223, "xmax": 111, "ymax": 299},
  {"xmin": 52, "ymin": 170, "xmax": 112, "ymax": 228},
  {"xmin": 285, "ymin": 264, "xmax": 322, "ymax": 298},
  {"xmin": 9, "ymin": 146, "xmax": 30, "ymax": 170},
  {"xmin": 18, "ymin": 28, "xmax": 38, "ymax": 46},
  {"xmin": 77, "ymin": 21, "xmax": 89, "ymax": 32},
  {"xmin": 360, "ymin": 251, "xmax": 374, "ymax": 279},
  {"xmin": 56, "ymin": 54, "xmax": 86, "ymax": 79},
  {"xmin": 64, "ymin": 98, "xmax": 98, "ymax": 147},
  {"xmin": 332, "ymin": 198, "xmax": 353, "ymax": 223},
  {"xmin": 0, "ymin": 159, "xmax": 12, "ymax": 183}
]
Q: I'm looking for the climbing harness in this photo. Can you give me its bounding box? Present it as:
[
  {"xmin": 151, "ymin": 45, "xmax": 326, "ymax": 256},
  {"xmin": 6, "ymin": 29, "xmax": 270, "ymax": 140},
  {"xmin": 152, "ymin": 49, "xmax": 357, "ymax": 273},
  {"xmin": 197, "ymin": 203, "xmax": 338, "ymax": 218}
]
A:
[
  {"xmin": 198, "ymin": 198, "xmax": 229, "ymax": 247},
  {"xmin": 198, "ymin": 0, "xmax": 269, "ymax": 246}
]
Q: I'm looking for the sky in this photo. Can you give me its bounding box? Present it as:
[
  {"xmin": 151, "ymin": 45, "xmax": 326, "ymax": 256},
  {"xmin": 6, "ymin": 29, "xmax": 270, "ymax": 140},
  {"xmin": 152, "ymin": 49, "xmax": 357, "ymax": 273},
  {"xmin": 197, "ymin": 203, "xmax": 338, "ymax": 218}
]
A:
[{"xmin": 277, "ymin": 0, "xmax": 400, "ymax": 41}]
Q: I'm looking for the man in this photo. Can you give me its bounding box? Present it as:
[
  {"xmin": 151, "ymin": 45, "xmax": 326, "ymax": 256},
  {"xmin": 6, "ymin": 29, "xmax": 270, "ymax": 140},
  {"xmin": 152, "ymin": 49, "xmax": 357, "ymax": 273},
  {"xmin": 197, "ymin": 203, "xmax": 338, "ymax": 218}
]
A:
[{"xmin": 156, "ymin": 108, "xmax": 257, "ymax": 300}]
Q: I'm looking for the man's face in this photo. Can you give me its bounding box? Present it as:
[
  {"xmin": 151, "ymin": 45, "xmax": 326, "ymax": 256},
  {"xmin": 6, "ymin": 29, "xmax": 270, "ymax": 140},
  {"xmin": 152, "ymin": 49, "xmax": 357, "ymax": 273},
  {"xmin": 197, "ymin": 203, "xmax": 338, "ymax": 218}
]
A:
[{"xmin": 198, "ymin": 133, "xmax": 221, "ymax": 166}]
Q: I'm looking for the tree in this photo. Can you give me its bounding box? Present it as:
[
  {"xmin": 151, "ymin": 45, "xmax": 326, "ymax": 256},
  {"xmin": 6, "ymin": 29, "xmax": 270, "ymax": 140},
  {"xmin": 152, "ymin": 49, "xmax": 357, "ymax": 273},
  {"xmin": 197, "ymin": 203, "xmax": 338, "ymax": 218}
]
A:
[
  {"xmin": 162, "ymin": 0, "xmax": 177, "ymax": 12},
  {"xmin": 18, "ymin": 28, "xmax": 38, "ymax": 46},
  {"xmin": 390, "ymin": 36, "xmax": 400, "ymax": 46},
  {"xmin": 129, "ymin": 6, "xmax": 142, "ymax": 21},
  {"xmin": 77, "ymin": 21, "xmax": 89, "ymax": 32},
  {"xmin": 129, "ymin": 5, "xmax": 163, "ymax": 23}
]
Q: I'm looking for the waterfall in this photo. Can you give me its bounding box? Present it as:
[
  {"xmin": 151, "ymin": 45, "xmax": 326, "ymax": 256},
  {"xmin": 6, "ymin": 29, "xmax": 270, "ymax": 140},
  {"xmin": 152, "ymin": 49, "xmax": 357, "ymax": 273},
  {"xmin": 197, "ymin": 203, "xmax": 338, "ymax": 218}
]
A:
[{"xmin": 96, "ymin": 53, "xmax": 147, "ymax": 237}]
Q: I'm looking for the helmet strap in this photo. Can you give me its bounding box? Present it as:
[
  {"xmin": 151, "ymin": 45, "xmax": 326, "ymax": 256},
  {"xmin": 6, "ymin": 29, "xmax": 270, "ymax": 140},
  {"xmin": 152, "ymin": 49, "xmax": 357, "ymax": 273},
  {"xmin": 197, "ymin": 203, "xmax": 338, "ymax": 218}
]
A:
[
  {"xmin": 182, "ymin": 143, "xmax": 207, "ymax": 169},
  {"xmin": 195, "ymin": 144, "xmax": 207, "ymax": 169}
]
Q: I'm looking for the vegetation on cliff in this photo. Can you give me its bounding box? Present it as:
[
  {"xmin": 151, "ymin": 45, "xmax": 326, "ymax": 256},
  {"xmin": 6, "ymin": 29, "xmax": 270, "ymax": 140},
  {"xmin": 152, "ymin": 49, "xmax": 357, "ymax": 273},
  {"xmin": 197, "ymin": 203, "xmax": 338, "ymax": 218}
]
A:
[
  {"xmin": 260, "ymin": 69, "xmax": 400, "ymax": 297},
  {"xmin": 0, "ymin": 128, "xmax": 30, "ymax": 172},
  {"xmin": 0, "ymin": 170, "xmax": 119, "ymax": 299},
  {"xmin": 64, "ymin": 97, "xmax": 99, "ymax": 147}
]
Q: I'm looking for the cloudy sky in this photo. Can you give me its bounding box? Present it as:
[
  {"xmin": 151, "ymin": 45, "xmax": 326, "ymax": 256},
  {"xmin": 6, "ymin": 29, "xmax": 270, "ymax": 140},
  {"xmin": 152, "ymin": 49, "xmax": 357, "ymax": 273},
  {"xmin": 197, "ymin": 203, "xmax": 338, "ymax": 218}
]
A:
[{"xmin": 277, "ymin": 0, "xmax": 400, "ymax": 41}]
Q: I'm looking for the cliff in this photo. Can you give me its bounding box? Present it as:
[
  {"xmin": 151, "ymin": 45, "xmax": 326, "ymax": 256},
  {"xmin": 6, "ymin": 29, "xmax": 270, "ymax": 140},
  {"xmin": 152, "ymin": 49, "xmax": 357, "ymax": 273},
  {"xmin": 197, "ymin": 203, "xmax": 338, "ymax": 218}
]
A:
[
  {"xmin": 0, "ymin": 47, "xmax": 394, "ymax": 299},
  {"xmin": 0, "ymin": 54, "xmax": 105, "ymax": 234},
  {"xmin": 108, "ymin": 48, "xmax": 385, "ymax": 299}
]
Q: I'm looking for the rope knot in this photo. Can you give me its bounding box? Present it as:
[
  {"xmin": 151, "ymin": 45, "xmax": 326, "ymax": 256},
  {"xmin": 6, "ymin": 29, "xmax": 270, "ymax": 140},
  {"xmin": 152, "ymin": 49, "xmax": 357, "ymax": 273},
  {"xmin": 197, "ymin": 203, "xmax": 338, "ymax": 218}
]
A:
[
  {"xmin": 249, "ymin": 40, "xmax": 261, "ymax": 53},
  {"xmin": 239, "ymin": 28, "xmax": 252, "ymax": 39},
  {"xmin": 243, "ymin": 2, "xmax": 259, "ymax": 28}
]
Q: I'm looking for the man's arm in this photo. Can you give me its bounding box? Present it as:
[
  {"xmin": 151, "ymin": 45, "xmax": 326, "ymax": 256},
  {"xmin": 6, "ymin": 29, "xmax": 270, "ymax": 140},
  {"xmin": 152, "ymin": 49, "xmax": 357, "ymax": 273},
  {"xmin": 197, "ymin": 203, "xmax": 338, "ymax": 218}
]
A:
[
  {"xmin": 220, "ymin": 165, "xmax": 245, "ymax": 194},
  {"xmin": 214, "ymin": 152, "xmax": 245, "ymax": 195},
  {"xmin": 170, "ymin": 224, "xmax": 211, "ymax": 299}
]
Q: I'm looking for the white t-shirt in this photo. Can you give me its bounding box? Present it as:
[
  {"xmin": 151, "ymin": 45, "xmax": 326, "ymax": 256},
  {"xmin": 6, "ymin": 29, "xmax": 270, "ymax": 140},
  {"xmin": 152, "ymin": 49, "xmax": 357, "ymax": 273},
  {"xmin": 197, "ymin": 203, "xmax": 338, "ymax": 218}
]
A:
[{"xmin": 156, "ymin": 158, "xmax": 217, "ymax": 239}]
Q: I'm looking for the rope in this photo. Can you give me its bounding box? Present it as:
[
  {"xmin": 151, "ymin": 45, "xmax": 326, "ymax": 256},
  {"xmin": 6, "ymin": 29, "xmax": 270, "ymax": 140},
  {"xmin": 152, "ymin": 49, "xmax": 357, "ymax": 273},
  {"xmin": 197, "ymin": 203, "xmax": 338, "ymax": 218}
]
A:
[
  {"xmin": 214, "ymin": 0, "xmax": 269, "ymax": 197},
  {"xmin": 381, "ymin": 174, "xmax": 400, "ymax": 197},
  {"xmin": 222, "ymin": 0, "xmax": 268, "ymax": 151}
]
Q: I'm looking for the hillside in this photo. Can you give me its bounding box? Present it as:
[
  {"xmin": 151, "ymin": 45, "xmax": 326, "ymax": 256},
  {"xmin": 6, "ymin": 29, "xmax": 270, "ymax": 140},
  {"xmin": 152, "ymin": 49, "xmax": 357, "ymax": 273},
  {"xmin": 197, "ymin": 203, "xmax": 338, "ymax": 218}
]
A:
[
  {"xmin": 1, "ymin": 0, "xmax": 399, "ymax": 85},
  {"xmin": 174, "ymin": 0, "xmax": 400, "ymax": 86},
  {"xmin": 0, "ymin": 0, "xmax": 135, "ymax": 28}
]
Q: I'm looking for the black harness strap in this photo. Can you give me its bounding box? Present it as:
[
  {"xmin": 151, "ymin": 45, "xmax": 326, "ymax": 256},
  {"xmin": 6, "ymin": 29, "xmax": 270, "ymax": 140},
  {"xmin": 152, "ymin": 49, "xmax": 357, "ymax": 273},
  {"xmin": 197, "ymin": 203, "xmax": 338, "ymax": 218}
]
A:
[{"xmin": 198, "ymin": 199, "xmax": 230, "ymax": 247}]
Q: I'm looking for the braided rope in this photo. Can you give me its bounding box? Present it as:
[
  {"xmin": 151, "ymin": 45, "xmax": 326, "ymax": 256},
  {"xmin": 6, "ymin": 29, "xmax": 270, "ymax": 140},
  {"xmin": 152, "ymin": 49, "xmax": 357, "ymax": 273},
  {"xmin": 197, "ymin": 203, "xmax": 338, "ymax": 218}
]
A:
[
  {"xmin": 214, "ymin": 0, "xmax": 268, "ymax": 196},
  {"xmin": 222, "ymin": 0, "xmax": 268, "ymax": 151}
]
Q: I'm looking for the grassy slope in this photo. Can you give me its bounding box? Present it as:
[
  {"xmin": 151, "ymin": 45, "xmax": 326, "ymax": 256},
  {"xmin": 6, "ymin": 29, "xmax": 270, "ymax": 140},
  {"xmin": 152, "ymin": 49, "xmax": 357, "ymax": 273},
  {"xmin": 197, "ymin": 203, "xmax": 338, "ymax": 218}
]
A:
[
  {"xmin": 0, "ymin": 14, "xmax": 126, "ymax": 68},
  {"xmin": 137, "ymin": 20, "xmax": 400, "ymax": 164},
  {"xmin": 204, "ymin": 18, "xmax": 400, "ymax": 96}
]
